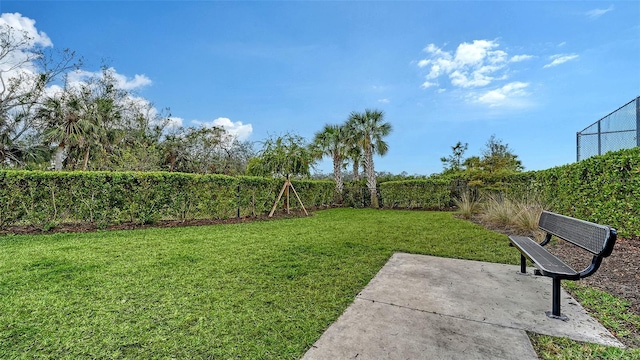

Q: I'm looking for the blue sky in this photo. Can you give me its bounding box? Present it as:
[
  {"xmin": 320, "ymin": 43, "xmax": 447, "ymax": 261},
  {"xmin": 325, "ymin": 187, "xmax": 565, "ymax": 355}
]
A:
[{"xmin": 1, "ymin": 1, "xmax": 639, "ymax": 175}]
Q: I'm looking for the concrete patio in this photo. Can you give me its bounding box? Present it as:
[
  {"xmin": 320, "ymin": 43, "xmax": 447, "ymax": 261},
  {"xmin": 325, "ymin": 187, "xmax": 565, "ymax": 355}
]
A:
[{"xmin": 303, "ymin": 253, "xmax": 622, "ymax": 359}]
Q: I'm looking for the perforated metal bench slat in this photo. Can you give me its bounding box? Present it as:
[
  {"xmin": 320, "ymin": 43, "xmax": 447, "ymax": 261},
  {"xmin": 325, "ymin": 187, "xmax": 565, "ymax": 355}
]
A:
[
  {"xmin": 509, "ymin": 235, "xmax": 578, "ymax": 278},
  {"xmin": 539, "ymin": 212, "xmax": 610, "ymax": 254}
]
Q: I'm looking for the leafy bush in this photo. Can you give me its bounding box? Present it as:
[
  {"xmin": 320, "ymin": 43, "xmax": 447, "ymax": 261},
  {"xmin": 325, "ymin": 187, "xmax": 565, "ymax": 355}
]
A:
[
  {"xmin": 525, "ymin": 148, "xmax": 640, "ymax": 237},
  {"xmin": 342, "ymin": 180, "xmax": 371, "ymax": 208},
  {"xmin": 379, "ymin": 178, "xmax": 452, "ymax": 210},
  {"xmin": 0, "ymin": 171, "xmax": 334, "ymax": 229},
  {"xmin": 374, "ymin": 148, "xmax": 639, "ymax": 237}
]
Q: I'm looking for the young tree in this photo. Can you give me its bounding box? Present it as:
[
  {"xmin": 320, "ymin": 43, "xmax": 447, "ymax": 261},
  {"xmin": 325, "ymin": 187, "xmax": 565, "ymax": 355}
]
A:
[
  {"xmin": 247, "ymin": 133, "xmax": 315, "ymax": 178},
  {"xmin": 313, "ymin": 124, "xmax": 347, "ymax": 202},
  {"xmin": 347, "ymin": 109, "xmax": 392, "ymax": 208},
  {"xmin": 440, "ymin": 141, "xmax": 468, "ymax": 173},
  {"xmin": 480, "ymin": 135, "xmax": 523, "ymax": 173}
]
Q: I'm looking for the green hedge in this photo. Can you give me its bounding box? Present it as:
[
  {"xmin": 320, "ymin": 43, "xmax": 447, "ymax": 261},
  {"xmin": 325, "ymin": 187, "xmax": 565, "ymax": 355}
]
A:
[
  {"xmin": 379, "ymin": 179, "xmax": 453, "ymax": 209},
  {"xmin": 455, "ymin": 148, "xmax": 640, "ymax": 238},
  {"xmin": 0, "ymin": 171, "xmax": 334, "ymax": 229},
  {"xmin": 2, "ymin": 148, "xmax": 638, "ymax": 236},
  {"xmin": 373, "ymin": 148, "xmax": 640, "ymax": 237},
  {"xmin": 528, "ymin": 148, "xmax": 640, "ymax": 238}
]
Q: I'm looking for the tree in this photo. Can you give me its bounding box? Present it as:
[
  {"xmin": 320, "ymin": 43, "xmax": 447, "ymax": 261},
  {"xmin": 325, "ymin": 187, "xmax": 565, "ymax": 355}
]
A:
[
  {"xmin": 440, "ymin": 141, "xmax": 468, "ymax": 173},
  {"xmin": 217, "ymin": 138, "xmax": 254, "ymax": 175},
  {"xmin": 38, "ymin": 89, "xmax": 97, "ymax": 171},
  {"xmin": 36, "ymin": 67, "xmax": 134, "ymax": 171},
  {"xmin": 313, "ymin": 124, "xmax": 347, "ymax": 203},
  {"xmin": 104, "ymin": 98, "xmax": 169, "ymax": 172},
  {"xmin": 0, "ymin": 22, "xmax": 79, "ymax": 166},
  {"xmin": 247, "ymin": 133, "xmax": 314, "ymax": 178},
  {"xmin": 158, "ymin": 125, "xmax": 234, "ymax": 174},
  {"xmin": 347, "ymin": 109, "xmax": 392, "ymax": 208},
  {"xmin": 462, "ymin": 155, "xmax": 482, "ymax": 171},
  {"xmin": 479, "ymin": 135, "xmax": 523, "ymax": 173},
  {"xmin": 344, "ymin": 134, "xmax": 363, "ymax": 181}
]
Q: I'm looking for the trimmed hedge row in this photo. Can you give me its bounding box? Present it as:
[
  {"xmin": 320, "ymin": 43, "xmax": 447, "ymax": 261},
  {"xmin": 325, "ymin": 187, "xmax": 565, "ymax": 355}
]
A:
[
  {"xmin": 377, "ymin": 148, "xmax": 640, "ymax": 237},
  {"xmin": 2, "ymin": 148, "xmax": 638, "ymax": 236},
  {"xmin": 528, "ymin": 148, "xmax": 640, "ymax": 238},
  {"xmin": 379, "ymin": 179, "xmax": 452, "ymax": 209},
  {"xmin": 0, "ymin": 171, "xmax": 334, "ymax": 229}
]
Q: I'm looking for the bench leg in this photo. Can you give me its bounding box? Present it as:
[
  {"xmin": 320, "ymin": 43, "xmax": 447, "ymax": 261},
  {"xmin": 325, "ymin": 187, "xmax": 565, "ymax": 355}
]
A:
[
  {"xmin": 546, "ymin": 278, "xmax": 569, "ymax": 321},
  {"xmin": 520, "ymin": 254, "xmax": 527, "ymax": 274}
]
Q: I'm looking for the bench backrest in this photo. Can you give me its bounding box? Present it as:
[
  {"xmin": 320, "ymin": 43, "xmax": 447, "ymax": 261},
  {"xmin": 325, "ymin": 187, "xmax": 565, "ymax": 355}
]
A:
[{"xmin": 538, "ymin": 211, "xmax": 616, "ymax": 257}]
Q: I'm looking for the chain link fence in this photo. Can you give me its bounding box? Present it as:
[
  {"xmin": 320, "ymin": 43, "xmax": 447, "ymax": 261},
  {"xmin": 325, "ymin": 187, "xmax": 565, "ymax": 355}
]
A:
[{"xmin": 577, "ymin": 96, "xmax": 640, "ymax": 161}]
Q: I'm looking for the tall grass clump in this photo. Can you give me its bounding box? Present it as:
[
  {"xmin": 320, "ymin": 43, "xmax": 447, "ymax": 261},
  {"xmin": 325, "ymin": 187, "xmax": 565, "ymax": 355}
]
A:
[
  {"xmin": 514, "ymin": 198, "xmax": 544, "ymax": 235},
  {"xmin": 480, "ymin": 193, "xmax": 545, "ymax": 237},
  {"xmin": 481, "ymin": 194, "xmax": 517, "ymax": 227},
  {"xmin": 454, "ymin": 190, "xmax": 480, "ymax": 219}
]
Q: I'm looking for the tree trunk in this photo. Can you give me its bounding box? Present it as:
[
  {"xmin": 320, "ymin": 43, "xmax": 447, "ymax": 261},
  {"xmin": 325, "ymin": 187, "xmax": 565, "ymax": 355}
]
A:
[
  {"xmin": 53, "ymin": 142, "xmax": 66, "ymax": 171},
  {"xmin": 363, "ymin": 145, "xmax": 378, "ymax": 208},
  {"xmin": 352, "ymin": 159, "xmax": 360, "ymax": 181},
  {"xmin": 169, "ymin": 155, "xmax": 176, "ymax": 172},
  {"xmin": 333, "ymin": 154, "xmax": 344, "ymax": 204},
  {"xmin": 82, "ymin": 146, "xmax": 90, "ymax": 170}
]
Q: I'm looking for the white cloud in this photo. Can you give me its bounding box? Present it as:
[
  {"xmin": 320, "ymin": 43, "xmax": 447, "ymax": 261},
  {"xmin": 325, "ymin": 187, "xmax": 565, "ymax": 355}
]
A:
[
  {"xmin": 475, "ymin": 81, "xmax": 530, "ymax": 107},
  {"xmin": 378, "ymin": 98, "xmax": 390, "ymax": 104},
  {"xmin": 167, "ymin": 117, "xmax": 183, "ymax": 129},
  {"xmin": 543, "ymin": 54, "xmax": 579, "ymax": 68},
  {"xmin": 194, "ymin": 117, "xmax": 253, "ymax": 141},
  {"xmin": 417, "ymin": 59, "xmax": 430, "ymax": 68},
  {"xmin": 455, "ymin": 40, "xmax": 497, "ymax": 65},
  {"xmin": 65, "ymin": 69, "xmax": 93, "ymax": 84},
  {"xmin": 510, "ymin": 54, "xmax": 534, "ymax": 62},
  {"xmin": 67, "ymin": 68, "xmax": 151, "ymax": 90},
  {"xmin": 0, "ymin": 13, "xmax": 150, "ymax": 93},
  {"xmin": 112, "ymin": 72, "xmax": 152, "ymax": 90},
  {"xmin": 586, "ymin": 5, "xmax": 614, "ymax": 19},
  {"xmin": 418, "ymin": 39, "xmax": 515, "ymax": 89},
  {"xmin": 421, "ymin": 80, "xmax": 437, "ymax": 89},
  {"xmin": 422, "ymin": 43, "xmax": 451, "ymax": 59},
  {"xmin": 0, "ymin": 12, "xmax": 52, "ymax": 48},
  {"xmin": 0, "ymin": 13, "xmax": 53, "ymax": 94}
]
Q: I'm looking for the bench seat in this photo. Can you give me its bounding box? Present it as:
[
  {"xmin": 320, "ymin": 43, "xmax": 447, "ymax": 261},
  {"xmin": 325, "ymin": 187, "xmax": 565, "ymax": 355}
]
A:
[
  {"xmin": 507, "ymin": 211, "xmax": 617, "ymax": 320},
  {"xmin": 509, "ymin": 235, "xmax": 579, "ymax": 279}
]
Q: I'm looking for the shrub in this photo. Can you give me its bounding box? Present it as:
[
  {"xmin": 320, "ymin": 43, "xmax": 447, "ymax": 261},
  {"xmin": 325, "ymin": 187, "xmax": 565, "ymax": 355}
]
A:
[
  {"xmin": 379, "ymin": 178, "xmax": 453, "ymax": 210},
  {"xmin": 0, "ymin": 170, "xmax": 334, "ymax": 229}
]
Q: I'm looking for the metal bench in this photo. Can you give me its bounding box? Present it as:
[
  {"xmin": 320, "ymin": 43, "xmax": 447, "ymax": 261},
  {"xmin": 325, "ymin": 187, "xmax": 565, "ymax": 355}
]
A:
[{"xmin": 508, "ymin": 211, "xmax": 617, "ymax": 320}]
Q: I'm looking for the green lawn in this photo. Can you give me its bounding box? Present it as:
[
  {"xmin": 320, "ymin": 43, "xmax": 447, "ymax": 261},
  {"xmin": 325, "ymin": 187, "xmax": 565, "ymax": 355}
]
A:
[{"xmin": 0, "ymin": 208, "xmax": 635, "ymax": 359}]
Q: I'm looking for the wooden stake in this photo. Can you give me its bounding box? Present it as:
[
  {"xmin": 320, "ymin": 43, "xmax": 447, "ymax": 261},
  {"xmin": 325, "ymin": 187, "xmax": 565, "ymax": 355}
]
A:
[
  {"xmin": 285, "ymin": 180, "xmax": 290, "ymax": 214},
  {"xmin": 269, "ymin": 180, "xmax": 289, "ymax": 217},
  {"xmin": 289, "ymin": 182, "xmax": 308, "ymax": 216},
  {"xmin": 268, "ymin": 175, "xmax": 309, "ymax": 217}
]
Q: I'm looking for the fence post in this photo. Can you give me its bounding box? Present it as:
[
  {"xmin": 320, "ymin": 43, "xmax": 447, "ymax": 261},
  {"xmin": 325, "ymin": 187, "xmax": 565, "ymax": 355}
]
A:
[
  {"xmin": 576, "ymin": 132, "xmax": 580, "ymax": 162},
  {"xmin": 237, "ymin": 184, "xmax": 241, "ymax": 218},
  {"xmin": 636, "ymin": 96, "xmax": 640, "ymax": 147}
]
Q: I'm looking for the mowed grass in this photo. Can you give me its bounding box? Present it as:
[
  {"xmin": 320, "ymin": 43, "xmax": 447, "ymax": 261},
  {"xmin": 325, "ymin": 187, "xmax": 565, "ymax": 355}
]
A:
[{"xmin": 1, "ymin": 208, "xmax": 514, "ymax": 359}]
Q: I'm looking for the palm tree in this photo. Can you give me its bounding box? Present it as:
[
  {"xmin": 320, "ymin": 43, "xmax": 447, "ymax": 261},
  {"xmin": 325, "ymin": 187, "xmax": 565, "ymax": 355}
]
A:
[
  {"xmin": 38, "ymin": 93, "xmax": 98, "ymax": 171},
  {"xmin": 344, "ymin": 129, "xmax": 363, "ymax": 181},
  {"xmin": 347, "ymin": 109, "xmax": 392, "ymax": 208},
  {"xmin": 313, "ymin": 124, "xmax": 347, "ymax": 203}
]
